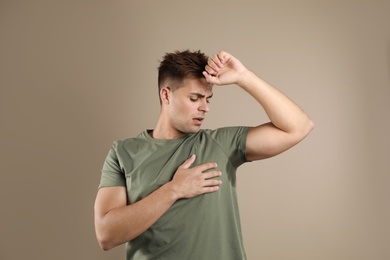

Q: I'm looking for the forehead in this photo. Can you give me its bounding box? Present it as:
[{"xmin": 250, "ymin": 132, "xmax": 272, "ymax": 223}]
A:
[{"xmin": 178, "ymin": 77, "xmax": 213, "ymax": 95}]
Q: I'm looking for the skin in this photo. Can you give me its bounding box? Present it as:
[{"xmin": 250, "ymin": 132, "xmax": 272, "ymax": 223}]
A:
[
  {"xmin": 204, "ymin": 51, "xmax": 314, "ymax": 160},
  {"xmin": 152, "ymin": 77, "xmax": 213, "ymax": 139},
  {"xmin": 94, "ymin": 51, "xmax": 314, "ymax": 250}
]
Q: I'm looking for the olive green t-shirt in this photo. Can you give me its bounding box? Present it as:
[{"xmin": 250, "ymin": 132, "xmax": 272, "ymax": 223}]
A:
[{"xmin": 99, "ymin": 126, "xmax": 250, "ymax": 260}]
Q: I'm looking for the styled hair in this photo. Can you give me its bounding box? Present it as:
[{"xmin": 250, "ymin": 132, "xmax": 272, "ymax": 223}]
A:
[{"xmin": 157, "ymin": 50, "xmax": 209, "ymax": 94}]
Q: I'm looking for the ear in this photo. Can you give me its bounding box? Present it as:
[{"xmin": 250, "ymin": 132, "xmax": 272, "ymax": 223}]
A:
[{"xmin": 160, "ymin": 86, "xmax": 171, "ymax": 105}]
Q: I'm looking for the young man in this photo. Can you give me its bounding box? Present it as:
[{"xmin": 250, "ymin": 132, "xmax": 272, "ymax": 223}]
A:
[{"xmin": 94, "ymin": 50, "xmax": 314, "ymax": 259}]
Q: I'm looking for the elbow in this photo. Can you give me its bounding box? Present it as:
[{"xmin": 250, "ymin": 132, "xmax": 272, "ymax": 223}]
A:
[
  {"xmin": 300, "ymin": 114, "xmax": 314, "ymax": 135},
  {"xmin": 95, "ymin": 218, "xmax": 133, "ymax": 251},
  {"xmin": 95, "ymin": 223, "xmax": 119, "ymax": 251},
  {"xmin": 95, "ymin": 224, "xmax": 130, "ymax": 251},
  {"xmin": 305, "ymin": 117, "xmax": 315, "ymax": 135},
  {"xmin": 100, "ymin": 243, "xmax": 113, "ymax": 252},
  {"xmin": 96, "ymin": 233, "xmax": 115, "ymax": 251},
  {"xmin": 95, "ymin": 213, "xmax": 123, "ymax": 251},
  {"xmin": 295, "ymin": 117, "xmax": 314, "ymax": 141}
]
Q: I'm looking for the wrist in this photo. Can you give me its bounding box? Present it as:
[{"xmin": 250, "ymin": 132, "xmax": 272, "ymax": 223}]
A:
[
  {"xmin": 161, "ymin": 181, "xmax": 181, "ymax": 202},
  {"xmin": 236, "ymin": 69, "xmax": 255, "ymax": 88}
]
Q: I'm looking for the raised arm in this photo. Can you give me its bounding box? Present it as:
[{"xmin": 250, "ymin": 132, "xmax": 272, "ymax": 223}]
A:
[
  {"xmin": 94, "ymin": 155, "xmax": 221, "ymax": 250},
  {"xmin": 204, "ymin": 51, "xmax": 314, "ymax": 161}
]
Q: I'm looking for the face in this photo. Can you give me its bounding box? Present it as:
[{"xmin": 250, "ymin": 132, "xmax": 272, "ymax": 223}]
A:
[{"xmin": 166, "ymin": 77, "xmax": 213, "ymax": 136}]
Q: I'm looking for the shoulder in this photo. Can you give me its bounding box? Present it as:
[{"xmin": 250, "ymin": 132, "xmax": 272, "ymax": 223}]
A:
[
  {"xmin": 197, "ymin": 127, "xmax": 250, "ymax": 149},
  {"xmin": 201, "ymin": 126, "xmax": 250, "ymax": 139},
  {"xmin": 111, "ymin": 130, "xmax": 149, "ymax": 152}
]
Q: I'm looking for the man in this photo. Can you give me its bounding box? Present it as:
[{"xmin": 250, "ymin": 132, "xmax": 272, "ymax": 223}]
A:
[{"xmin": 94, "ymin": 50, "xmax": 314, "ymax": 259}]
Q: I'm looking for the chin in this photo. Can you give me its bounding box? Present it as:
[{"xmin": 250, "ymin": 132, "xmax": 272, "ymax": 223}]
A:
[{"xmin": 182, "ymin": 127, "xmax": 201, "ymax": 134}]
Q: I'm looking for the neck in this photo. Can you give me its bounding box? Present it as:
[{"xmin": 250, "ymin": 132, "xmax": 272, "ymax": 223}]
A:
[{"xmin": 151, "ymin": 115, "xmax": 186, "ymax": 140}]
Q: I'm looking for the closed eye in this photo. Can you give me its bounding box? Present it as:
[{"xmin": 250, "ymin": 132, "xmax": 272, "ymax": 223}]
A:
[
  {"xmin": 189, "ymin": 93, "xmax": 213, "ymax": 103},
  {"xmin": 190, "ymin": 97, "xmax": 211, "ymax": 103}
]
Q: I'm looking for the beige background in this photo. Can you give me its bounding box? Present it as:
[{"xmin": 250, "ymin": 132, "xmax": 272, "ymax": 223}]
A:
[{"xmin": 1, "ymin": 0, "xmax": 389, "ymax": 259}]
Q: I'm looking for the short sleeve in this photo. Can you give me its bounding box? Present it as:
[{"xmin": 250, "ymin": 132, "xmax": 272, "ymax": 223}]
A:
[
  {"xmin": 98, "ymin": 141, "xmax": 126, "ymax": 188},
  {"xmin": 209, "ymin": 126, "xmax": 250, "ymax": 168}
]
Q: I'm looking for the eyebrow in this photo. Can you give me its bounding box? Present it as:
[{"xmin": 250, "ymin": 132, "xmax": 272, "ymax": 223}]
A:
[{"xmin": 190, "ymin": 93, "xmax": 213, "ymax": 99}]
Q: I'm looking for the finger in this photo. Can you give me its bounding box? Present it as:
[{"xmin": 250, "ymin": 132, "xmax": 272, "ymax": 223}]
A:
[
  {"xmin": 210, "ymin": 54, "xmax": 223, "ymax": 68},
  {"xmin": 217, "ymin": 50, "xmax": 229, "ymax": 64},
  {"xmin": 203, "ymin": 71, "xmax": 220, "ymax": 85},
  {"xmin": 202, "ymin": 186, "xmax": 220, "ymax": 193},
  {"xmin": 206, "ymin": 58, "xmax": 220, "ymax": 74},
  {"xmin": 179, "ymin": 154, "xmax": 196, "ymax": 169},
  {"xmin": 204, "ymin": 179, "xmax": 222, "ymax": 188},
  {"xmin": 195, "ymin": 162, "xmax": 218, "ymax": 172},
  {"xmin": 202, "ymin": 170, "xmax": 222, "ymax": 179},
  {"xmin": 204, "ymin": 64, "xmax": 217, "ymax": 76}
]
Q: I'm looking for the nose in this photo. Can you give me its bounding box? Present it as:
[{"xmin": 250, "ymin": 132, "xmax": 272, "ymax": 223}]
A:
[{"xmin": 198, "ymin": 99, "xmax": 210, "ymax": 113}]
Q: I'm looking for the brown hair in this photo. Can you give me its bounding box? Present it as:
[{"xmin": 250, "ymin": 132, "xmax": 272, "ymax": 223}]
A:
[{"xmin": 157, "ymin": 50, "xmax": 209, "ymax": 95}]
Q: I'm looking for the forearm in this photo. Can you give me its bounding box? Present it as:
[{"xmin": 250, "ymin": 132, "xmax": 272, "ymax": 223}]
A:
[
  {"xmin": 238, "ymin": 70, "xmax": 313, "ymax": 135},
  {"xmin": 95, "ymin": 183, "xmax": 177, "ymax": 250},
  {"xmin": 95, "ymin": 155, "xmax": 221, "ymax": 250}
]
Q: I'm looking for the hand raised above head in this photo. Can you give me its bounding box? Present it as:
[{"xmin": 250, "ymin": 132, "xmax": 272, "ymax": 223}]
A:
[{"xmin": 203, "ymin": 51, "xmax": 248, "ymax": 86}]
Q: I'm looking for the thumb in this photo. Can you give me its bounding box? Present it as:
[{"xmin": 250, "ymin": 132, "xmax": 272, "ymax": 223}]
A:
[
  {"xmin": 203, "ymin": 71, "xmax": 220, "ymax": 85},
  {"xmin": 179, "ymin": 154, "xmax": 196, "ymax": 169}
]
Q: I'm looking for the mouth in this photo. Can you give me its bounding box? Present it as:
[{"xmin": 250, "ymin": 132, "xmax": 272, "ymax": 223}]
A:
[{"xmin": 193, "ymin": 117, "xmax": 204, "ymax": 125}]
